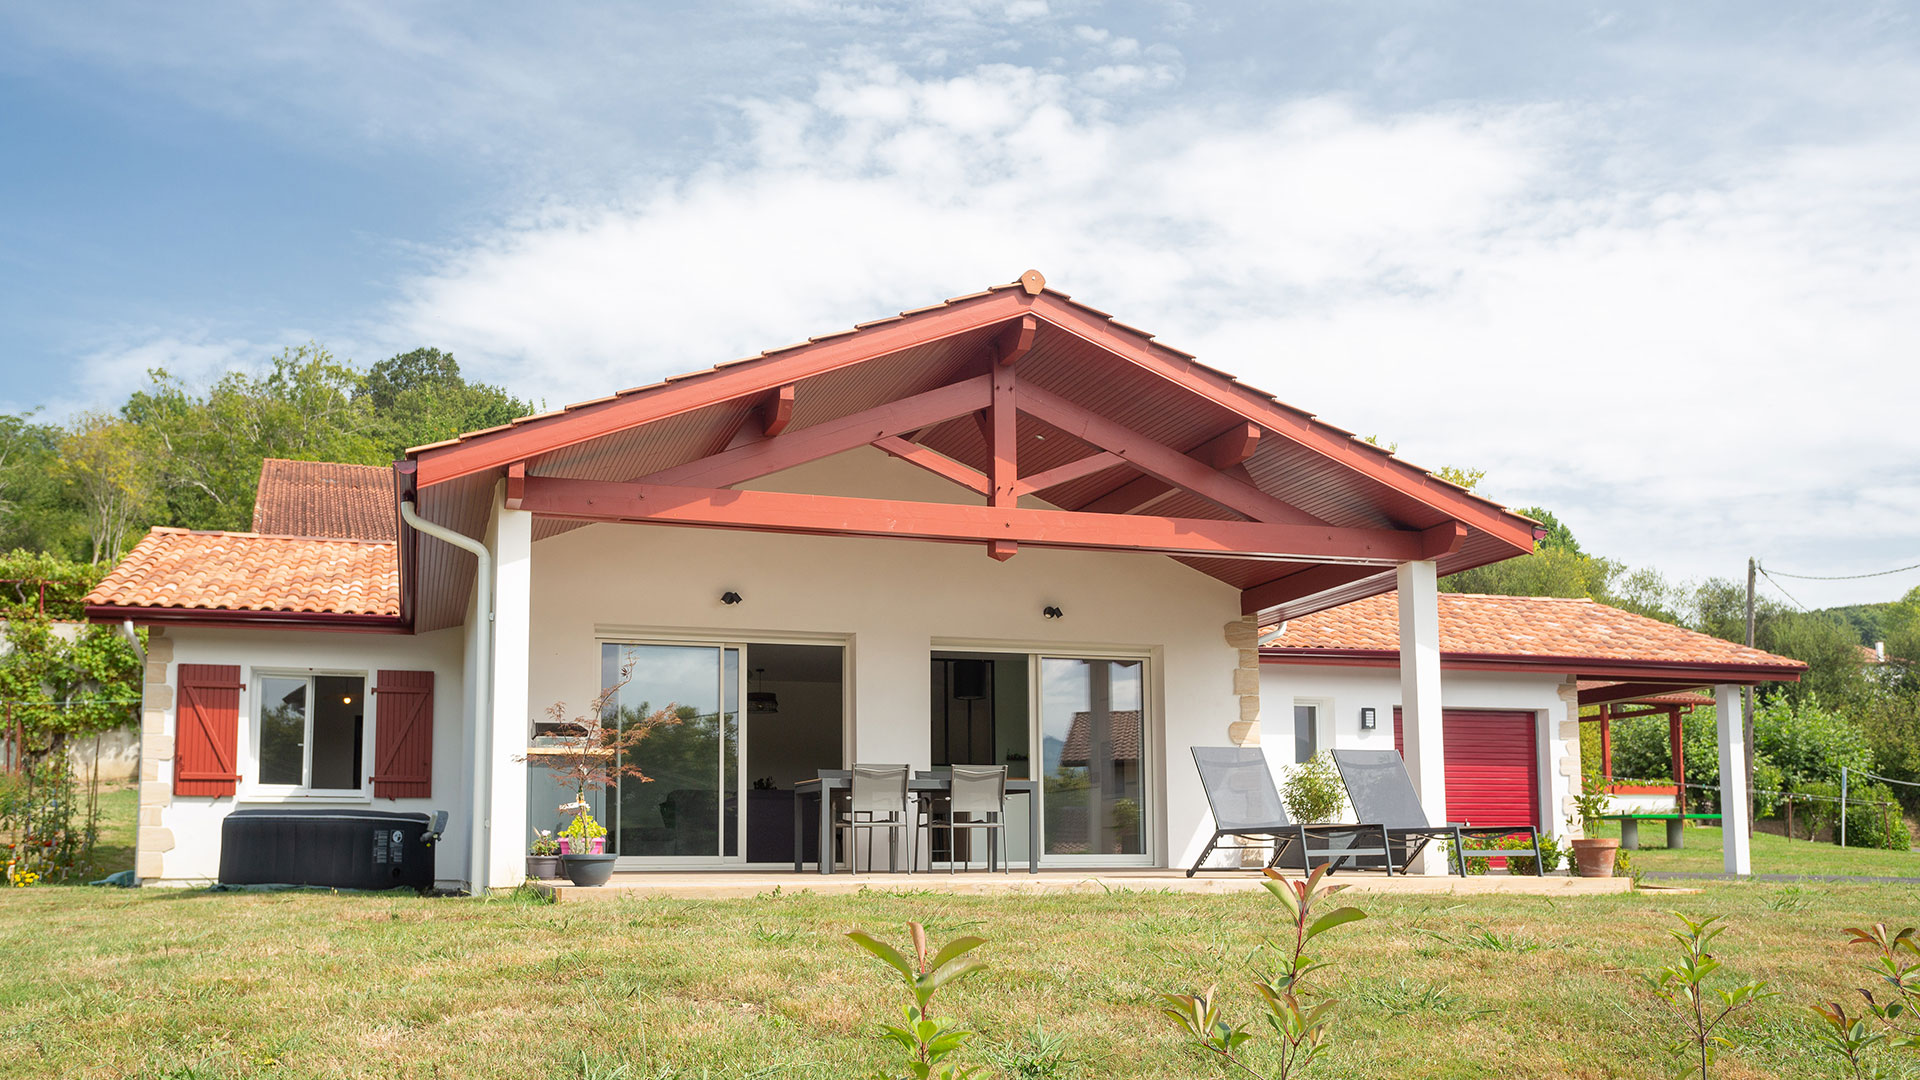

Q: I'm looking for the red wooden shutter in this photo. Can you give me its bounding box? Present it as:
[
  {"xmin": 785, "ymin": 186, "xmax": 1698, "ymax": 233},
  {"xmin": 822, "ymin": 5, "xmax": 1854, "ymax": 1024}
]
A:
[
  {"xmin": 372, "ymin": 670, "xmax": 434, "ymax": 798},
  {"xmin": 175, "ymin": 664, "xmax": 242, "ymax": 796}
]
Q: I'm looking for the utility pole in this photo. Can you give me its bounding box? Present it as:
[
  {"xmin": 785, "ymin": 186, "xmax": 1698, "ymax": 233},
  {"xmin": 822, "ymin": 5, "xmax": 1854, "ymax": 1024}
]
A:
[{"xmin": 1744, "ymin": 557, "xmax": 1757, "ymax": 838}]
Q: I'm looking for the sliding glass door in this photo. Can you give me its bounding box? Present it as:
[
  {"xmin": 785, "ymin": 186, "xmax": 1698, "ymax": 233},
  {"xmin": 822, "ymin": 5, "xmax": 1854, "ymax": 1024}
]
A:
[
  {"xmin": 1038, "ymin": 656, "xmax": 1148, "ymax": 863},
  {"xmin": 603, "ymin": 643, "xmax": 740, "ymax": 865}
]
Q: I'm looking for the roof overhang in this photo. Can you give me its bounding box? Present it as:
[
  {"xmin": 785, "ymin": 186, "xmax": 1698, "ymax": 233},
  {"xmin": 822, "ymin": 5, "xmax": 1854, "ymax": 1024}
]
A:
[
  {"xmin": 1261, "ymin": 647, "xmax": 1806, "ymax": 690},
  {"xmin": 85, "ymin": 605, "xmax": 409, "ymax": 634}
]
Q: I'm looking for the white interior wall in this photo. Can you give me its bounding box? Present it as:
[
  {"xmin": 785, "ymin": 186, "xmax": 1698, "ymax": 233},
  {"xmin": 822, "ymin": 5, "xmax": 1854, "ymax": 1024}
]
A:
[
  {"xmin": 1258, "ymin": 661, "xmax": 1578, "ymax": 843},
  {"xmin": 523, "ymin": 447, "xmax": 1244, "ymax": 868},
  {"xmin": 153, "ymin": 626, "xmax": 470, "ymax": 886}
]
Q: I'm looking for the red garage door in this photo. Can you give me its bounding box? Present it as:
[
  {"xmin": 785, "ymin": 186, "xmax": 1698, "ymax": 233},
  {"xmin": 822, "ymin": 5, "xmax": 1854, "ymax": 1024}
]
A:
[{"xmin": 1393, "ymin": 708, "xmax": 1540, "ymax": 828}]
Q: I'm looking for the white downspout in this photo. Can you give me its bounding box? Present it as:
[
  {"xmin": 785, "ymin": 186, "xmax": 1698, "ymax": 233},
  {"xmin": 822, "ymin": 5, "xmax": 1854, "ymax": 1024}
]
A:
[{"xmin": 398, "ymin": 497, "xmax": 493, "ymax": 897}]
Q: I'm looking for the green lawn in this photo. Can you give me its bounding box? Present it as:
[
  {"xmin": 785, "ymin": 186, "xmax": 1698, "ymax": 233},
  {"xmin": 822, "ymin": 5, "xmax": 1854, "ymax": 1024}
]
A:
[
  {"xmin": 1, "ymin": 878, "xmax": 1914, "ymax": 1079},
  {"xmin": 1593, "ymin": 819, "xmax": 1920, "ymax": 878}
]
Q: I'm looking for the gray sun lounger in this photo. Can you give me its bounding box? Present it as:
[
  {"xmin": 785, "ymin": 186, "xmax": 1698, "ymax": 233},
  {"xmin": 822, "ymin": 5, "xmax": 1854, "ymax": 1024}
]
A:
[
  {"xmin": 1188, "ymin": 747, "xmax": 1394, "ymax": 877},
  {"xmin": 1330, "ymin": 748, "xmax": 1542, "ymax": 876}
]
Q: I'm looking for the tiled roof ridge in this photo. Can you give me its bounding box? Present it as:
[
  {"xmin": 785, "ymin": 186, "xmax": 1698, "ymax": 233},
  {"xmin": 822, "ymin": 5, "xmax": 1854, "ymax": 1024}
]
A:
[{"xmin": 143, "ymin": 525, "xmax": 394, "ymax": 546}]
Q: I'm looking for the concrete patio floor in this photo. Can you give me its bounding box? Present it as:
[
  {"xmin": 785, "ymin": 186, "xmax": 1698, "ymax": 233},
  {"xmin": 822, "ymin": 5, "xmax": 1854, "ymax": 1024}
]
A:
[{"xmin": 535, "ymin": 868, "xmax": 1635, "ymax": 902}]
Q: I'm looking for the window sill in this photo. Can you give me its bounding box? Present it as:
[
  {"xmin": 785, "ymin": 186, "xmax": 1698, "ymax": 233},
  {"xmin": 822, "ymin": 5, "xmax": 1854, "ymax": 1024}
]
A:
[{"xmin": 234, "ymin": 792, "xmax": 374, "ymax": 806}]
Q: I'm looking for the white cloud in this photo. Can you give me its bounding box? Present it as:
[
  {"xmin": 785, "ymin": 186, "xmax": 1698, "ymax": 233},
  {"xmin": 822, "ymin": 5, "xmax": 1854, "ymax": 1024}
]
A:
[{"xmin": 385, "ymin": 54, "xmax": 1920, "ymax": 605}]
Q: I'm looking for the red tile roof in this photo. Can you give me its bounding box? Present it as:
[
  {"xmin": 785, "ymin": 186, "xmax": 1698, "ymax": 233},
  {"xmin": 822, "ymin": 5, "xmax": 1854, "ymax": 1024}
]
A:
[
  {"xmin": 1059, "ymin": 710, "xmax": 1144, "ymax": 765},
  {"xmin": 1265, "ymin": 592, "xmax": 1805, "ymax": 677},
  {"xmin": 252, "ymin": 458, "xmax": 398, "ymax": 541},
  {"xmin": 84, "ymin": 528, "xmax": 399, "ymax": 618}
]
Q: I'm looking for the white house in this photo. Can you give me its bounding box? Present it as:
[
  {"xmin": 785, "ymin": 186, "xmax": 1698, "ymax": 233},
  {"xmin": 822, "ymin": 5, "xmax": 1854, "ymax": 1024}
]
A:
[{"xmin": 88, "ymin": 272, "xmax": 1780, "ymax": 892}]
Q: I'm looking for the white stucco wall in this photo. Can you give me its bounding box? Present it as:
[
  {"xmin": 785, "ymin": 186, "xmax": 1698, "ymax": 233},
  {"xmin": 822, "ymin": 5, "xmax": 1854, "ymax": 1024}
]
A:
[
  {"xmin": 148, "ymin": 626, "xmax": 470, "ymax": 887},
  {"xmin": 1258, "ymin": 661, "xmax": 1580, "ymax": 845},
  {"xmin": 522, "ymin": 447, "xmax": 1246, "ymax": 870}
]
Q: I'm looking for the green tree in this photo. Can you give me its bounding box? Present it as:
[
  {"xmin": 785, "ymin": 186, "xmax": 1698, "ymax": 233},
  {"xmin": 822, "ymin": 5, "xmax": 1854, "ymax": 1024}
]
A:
[
  {"xmin": 58, "ymin": 413, "xmax": 159, "ymax": 563},
  {"xmin": 359, "ymin": 347, "xmax": 532, "ymax": 462}
]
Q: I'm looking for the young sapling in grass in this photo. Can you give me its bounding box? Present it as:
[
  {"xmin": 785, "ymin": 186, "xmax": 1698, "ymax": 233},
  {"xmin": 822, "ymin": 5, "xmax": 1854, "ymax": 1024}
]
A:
[
  {"xmin": 1159, "ymin": 865, "xmax": 1365, "ymax": 1079},
  {"xmin": 847, "ymin": 920, "xmax": 989, "ymax": 1080},
  {"xmin": 1643, "ymin": 912, "xmax": 1776, "ymax": 1080}
]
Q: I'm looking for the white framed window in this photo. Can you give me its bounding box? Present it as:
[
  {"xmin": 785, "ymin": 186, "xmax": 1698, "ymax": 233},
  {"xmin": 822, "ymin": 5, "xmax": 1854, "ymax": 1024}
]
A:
[
  {"xmin": 253, "ymin": 671, "xmax": 369, "ymax": 794},
  {"xmin": 1292, "ymin": 701, "xmax": 1322, "ymax": 764}
]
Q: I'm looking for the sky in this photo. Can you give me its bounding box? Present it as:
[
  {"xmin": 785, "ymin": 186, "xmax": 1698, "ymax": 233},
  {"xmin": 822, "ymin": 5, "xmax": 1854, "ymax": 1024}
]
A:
[{"xmin": 2, "ymin": 1, "xmax": 1918, "ymax": 610}]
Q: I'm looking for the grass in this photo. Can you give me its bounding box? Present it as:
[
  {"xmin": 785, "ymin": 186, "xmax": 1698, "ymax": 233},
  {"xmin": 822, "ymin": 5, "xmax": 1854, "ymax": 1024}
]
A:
[
  {"xmin": 1591, "ymin": 819, "xmax": 1920, "ymax": 878},
  {"xmin": 1, "ymin": 878, "xmax": 1914, "ymax": 1079}
]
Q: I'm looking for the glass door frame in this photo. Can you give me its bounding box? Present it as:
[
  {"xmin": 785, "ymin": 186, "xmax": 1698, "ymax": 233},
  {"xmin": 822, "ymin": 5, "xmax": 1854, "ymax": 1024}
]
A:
[
  {"xmin": 930, "ymin": 639, "xmax": 1158, "ymax": 870},
  {"xmin": 593, "ymin": 629, "xmax": 853, "ymax": 871}
]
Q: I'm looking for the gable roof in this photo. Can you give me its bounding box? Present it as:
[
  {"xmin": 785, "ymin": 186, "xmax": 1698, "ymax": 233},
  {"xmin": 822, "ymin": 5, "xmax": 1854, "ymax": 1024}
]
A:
[
  {"xmin": 252, "ymin": 458, "xmax": 398, "ymax": 541},
  {"xmin": 400, "ymin": 272, "xmax": 1541, "ymax": 632},
  {"xmin": 83, "ymin": 528, "xmax": 401, "ymax": 630},
  {"xmin": 1264, "ymin": 591, "xmax": 1805, "ymax": 684}
]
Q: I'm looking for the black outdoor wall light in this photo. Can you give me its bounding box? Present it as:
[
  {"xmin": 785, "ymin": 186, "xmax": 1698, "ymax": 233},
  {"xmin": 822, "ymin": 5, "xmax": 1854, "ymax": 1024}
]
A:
[
  {"xmin": 721, "ymin": 591, "xmax": 743, "ymax": 605},
  {"xmin": 1042, "ymin": 605, "xmax": 1064, "ymax": 620},
  {"xmin": 1360, "ymin": 707, "xmax": 1377, "ymax": 730}
]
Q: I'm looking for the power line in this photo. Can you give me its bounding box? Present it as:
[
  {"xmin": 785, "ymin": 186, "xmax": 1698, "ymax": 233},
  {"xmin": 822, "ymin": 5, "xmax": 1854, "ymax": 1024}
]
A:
[
  {"xmin": 1754, "ymin": 565, "xmax": 1811, "ymax": 612},
  {"xmin": 1760, "ymin": 560, "xmax": 1920, "ymax": 581}
]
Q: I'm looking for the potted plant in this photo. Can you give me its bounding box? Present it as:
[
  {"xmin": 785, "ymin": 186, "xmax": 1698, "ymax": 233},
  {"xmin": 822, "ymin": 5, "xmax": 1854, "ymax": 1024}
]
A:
[
  {"xmin": 520, "ymin": 658, "xmax": 679, "ymax": 888},
  {"xmin": 1567, "ymin": 776, "xmax": 1618, "ymax": 878},
  {"xmin": 526, "ymin": 830, "xmax": 561, "ymax": 880}
]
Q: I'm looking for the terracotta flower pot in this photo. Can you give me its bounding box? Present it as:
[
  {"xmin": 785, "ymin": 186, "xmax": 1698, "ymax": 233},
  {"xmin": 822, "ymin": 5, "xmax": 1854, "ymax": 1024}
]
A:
[{"xmin": 1570, "ymin": 837, "xmax": 1620, "ymax": 878}]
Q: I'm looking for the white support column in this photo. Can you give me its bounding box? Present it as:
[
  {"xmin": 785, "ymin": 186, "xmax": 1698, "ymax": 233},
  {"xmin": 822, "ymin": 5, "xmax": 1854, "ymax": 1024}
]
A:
[
  {"xmin": 486, "ymin": 503, "xmax": 535, "ymax": 891},
  {"xmin": 1714, "ymin": 683, "xmax": 1752, "ymax": 876},
  {"xmin": 1397, "ymin": 560, "xmax": 1447, "ymax": 874}
]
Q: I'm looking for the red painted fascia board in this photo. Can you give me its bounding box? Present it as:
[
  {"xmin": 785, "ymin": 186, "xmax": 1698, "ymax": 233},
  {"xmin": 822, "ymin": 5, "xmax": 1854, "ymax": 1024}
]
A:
[
  {"xmin": 1260, "ymin": 647, "xmax": 1804, "ymax": 683},
  {"xmin": 85, "ymin": 605, "xmax": 409, "ymax": 635},
  {"xmin": 410, "ymin": 289, "xmax": 1029, "ymax": 488}
]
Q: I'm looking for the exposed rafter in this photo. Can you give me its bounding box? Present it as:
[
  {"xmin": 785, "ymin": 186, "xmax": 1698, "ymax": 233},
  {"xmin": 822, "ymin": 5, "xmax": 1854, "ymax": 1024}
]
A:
[
  {"xmin": 515, "ymin": 476, "xmax": 1448, "ymax": 564},
  {"xmin": 872, "ymin": 436, "xmax": 991, "ymax": 496},
  {"xmin": 760, "ymin": 384, "xmax": 795, "ymax": 437},
  {"xmin": 1017, "ymin": 383, "xmax": 1321, "ymax": 526},
  {"xmin": 1011, "ymin": 452, "xmax": 1126, "ymax": 497},
  {"xmin": 996, "ymin": 314, "xmax": 1037, "ymax": 366},
  {"xmin": 635, "ymin": 375, "xmax": 991, "ymax": 490}
]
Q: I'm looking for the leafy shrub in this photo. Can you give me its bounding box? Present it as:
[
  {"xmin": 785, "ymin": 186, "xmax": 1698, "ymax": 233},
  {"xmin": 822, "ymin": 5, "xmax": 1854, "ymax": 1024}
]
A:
[
  {"xmin": 1840, "ymin": 784, "xmax": 1912, "ymax": 851},
  {"xmin": 1611, "ymin": 698, "xmax": 1878, "ymax": 814},
  {"xmin": 1753, "ymin": 696, "xmax": 1875, "ymax": 790},
  {"xmin": 1278, "ymin": 753, "xmax": 1345, "ymax": 825},
  {"xmin": 1449, "ymin": 833, "xmax": 1561, "ymax": 876},
  {"xmin": 1789, "ymin": 780, "xmax": 1842, "ymax": 840}
]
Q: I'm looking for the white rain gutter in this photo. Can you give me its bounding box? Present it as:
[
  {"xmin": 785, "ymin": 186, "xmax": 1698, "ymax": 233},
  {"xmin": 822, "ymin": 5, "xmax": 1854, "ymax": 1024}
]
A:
[
  {"xmin": 398, "ymin": 497, "xmax": 492, "ymax": 897},
  {"xmin": 119, "ymin": 620, "xmax": 145, "ymax": 663}
]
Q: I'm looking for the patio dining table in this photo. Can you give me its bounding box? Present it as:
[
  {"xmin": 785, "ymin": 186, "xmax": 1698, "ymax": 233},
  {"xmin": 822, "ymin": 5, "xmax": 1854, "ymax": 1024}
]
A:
[{"xmin": 793, "ymin": 770, "xmax": 1041, "ymax": 874}]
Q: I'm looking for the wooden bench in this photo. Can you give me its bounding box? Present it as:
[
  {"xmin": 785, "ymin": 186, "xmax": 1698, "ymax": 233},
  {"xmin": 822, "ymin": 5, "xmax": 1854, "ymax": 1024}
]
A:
[{"xmin": 1599, "ymin": 813, "xmax": 1721, "ymax": 850}]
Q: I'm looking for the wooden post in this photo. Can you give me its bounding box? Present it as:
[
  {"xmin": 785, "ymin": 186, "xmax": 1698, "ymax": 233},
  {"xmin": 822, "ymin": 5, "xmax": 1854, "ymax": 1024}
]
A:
[
  {"xmin": 1670, "ymin": 705, "xmax": 1686, "ymax": 815},
  {"xmin": 1598, "ymin": 703, "xmax": 1612, "ymax": 782},
  {"xmin": 1784, "ymin": 794, "xmax": 1794, "ymax": 841}
]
